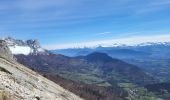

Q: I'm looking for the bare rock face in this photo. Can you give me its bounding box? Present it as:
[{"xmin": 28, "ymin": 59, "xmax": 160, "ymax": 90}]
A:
[
  {"xmin": 0, "ymin": 39, "xmax": 82, "ymax": 100},
  {"xmin": 0, "ymin": 40, "xmax": 15, "ymax": 61},
  {"xmin": 26, "ymin": 39, "xmax": 49, "ymax": 55}
]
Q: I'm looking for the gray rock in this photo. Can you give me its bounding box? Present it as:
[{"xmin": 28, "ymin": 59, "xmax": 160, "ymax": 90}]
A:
[{"xmin": 0, "ymin": 40, "xmax": 15, "ymax": 61}]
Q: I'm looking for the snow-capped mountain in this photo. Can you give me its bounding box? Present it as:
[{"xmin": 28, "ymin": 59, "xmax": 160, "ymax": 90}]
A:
[
  {"xmin": 134, "ymin": 42, "xmax": 170, "ymax": 47},
  {"xmin": 85, "ymin": 42, "xmax": 170, "ymax": 48},
  {"xmin": 51, "ymin": 41, "xmax": 170, "ymax": 58},
  {"xmin": 2, "ymin": 37, "xmax": 48, "ymax": 55}
]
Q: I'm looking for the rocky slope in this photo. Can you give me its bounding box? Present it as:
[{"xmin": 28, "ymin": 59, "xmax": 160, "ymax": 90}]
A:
[{"xmin": 0, "ymin": 40, "xmax": 82, "ymax": 100}]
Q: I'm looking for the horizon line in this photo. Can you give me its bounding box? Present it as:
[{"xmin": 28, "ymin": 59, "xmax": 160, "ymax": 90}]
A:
[{"xmin": 43, "ymin": 34, "xmax": 170, "ymax": 50}]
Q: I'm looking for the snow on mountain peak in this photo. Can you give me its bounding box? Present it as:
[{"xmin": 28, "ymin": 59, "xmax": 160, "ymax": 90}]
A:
[{"xmin": 2, "ymin": 37, "xmax": 48, "ymax": 55}]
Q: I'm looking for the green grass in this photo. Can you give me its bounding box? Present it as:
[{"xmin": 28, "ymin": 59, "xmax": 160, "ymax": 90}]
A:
[
  {"xmin": 97, "ymin": 82, "xmax": 112, "ymax": 87},
  {"xmin": 118, "ymin": 83, "xmax": 136, "ymax": 88},
  {"xmin": 59, "ymin": 71, "xmax": 105, "ymax": 84}
]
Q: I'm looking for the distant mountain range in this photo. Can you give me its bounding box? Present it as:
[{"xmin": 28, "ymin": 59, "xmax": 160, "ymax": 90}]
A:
[
  {"xmin": 51, "ymin": 42, "xmax": 170, "ymax": 82},
  {"xmin": 51, "ymin": 42, "xmax": 170, "ymax": 59}
]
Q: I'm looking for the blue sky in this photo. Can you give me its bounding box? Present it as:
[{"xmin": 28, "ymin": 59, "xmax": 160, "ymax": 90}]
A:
[{"xmin": 0, "ymin": 0, "xmax": 170, "ymax": 49}]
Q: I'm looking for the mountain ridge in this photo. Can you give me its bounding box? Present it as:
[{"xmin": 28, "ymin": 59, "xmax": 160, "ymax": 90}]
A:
[{"xmin": 2, "ymin": 37, "xmax": 49, "ymax": 55}]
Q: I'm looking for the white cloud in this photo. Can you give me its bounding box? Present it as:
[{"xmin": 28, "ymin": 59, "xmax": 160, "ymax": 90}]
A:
[
  {"xmin": 43, "ymin": 34, "xmax": 170, "ymax": 50},
  {"xmin": 98, "ymin": 32, "xmax": 112, "ymax": 35}
]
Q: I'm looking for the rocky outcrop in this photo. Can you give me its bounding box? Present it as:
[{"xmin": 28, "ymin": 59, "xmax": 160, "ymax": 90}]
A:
[
  {"xmin": 0, "ymin": 40, "xmax": 15, "ymax": 61},
  {"xmin": 26, "ymin": 39, "xmax": 49, "ymax": 55}
]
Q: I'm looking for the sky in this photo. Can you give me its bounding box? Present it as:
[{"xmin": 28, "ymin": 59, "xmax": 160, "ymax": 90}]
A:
[{"xmin": 0, "ymin": 0, "xmax": 170, "ymax": 49}]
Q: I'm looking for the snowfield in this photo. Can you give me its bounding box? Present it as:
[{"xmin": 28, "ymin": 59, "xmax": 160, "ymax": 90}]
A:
[{"xmin": 9, "ymin": 46, "xmax": 32, "ymax": 55}]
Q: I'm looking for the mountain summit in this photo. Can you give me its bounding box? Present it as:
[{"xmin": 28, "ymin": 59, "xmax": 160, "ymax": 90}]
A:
[
  {"xmin": 3, "ymin": 37, "xmax": 49, "ymax": 55},
  {"xmin": 85, "ymin": 52, "xmax": 114, "ymax": 62}
]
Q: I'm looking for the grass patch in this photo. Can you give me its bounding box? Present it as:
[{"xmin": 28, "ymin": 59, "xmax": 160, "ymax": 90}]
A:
[
  {"xmin": 97, "ymin": 82, "xmax": 112, "ymax": 87},
  {"xmin": 59, "ymin": 71, "xmax": 104, "ymax": 84},
  {"xmin": 118, "ymin": 83, "xmax": 136, "ymax": 88}
]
